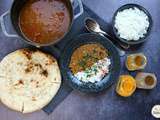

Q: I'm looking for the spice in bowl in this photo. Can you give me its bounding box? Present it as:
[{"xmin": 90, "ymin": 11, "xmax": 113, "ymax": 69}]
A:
[
  {"xmin": 145, "ymin": 75, "xmax": 155, "ymax": 86},
  {"xmin": 126, "ymin": 53, "xmax": 147, "ymax": 71},
  {"xmin": 135, "ymin": 72, "xmax": 157, "ymax": 89},
  {"xmin": 116, "ymin": 75, "xmax": 136, "ymax": 97}
]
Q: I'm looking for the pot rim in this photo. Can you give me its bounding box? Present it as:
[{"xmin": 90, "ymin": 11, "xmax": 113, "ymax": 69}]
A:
[{"xmin": 10, "ymin": 0, "xmax": 76, "ymax": 47}]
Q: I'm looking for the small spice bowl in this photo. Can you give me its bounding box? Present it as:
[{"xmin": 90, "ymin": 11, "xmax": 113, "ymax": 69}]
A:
[
  {"xmin": 126, "ymin": 53, "xmax": 147, "ymax": 71},
  {"xmin": 116, "ymin": 75, "xmax": 136, "ymax": 97},
  {"xmin": 135, "ymin": 72, "xmax": 157, "ymax": 89}
]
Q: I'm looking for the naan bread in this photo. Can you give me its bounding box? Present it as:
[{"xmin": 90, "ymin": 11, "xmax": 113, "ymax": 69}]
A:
[{"xmin": 0, "ymin": 49, "xmax": 61, "ymax": 113}]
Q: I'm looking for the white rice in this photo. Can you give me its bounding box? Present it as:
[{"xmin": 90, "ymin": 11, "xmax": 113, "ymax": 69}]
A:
[
  {"xmin": 74, "ymin": 57, "xmax": 111, "ymax": 83},
  {"xmin": 114, "ymin": 7, "xmax": 150, "ymax": 41}
]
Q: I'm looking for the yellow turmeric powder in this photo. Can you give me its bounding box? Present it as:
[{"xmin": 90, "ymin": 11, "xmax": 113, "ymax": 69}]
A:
[{"xmin": 116, "ymin": 75, "xmax": 136, "ymax": 97}]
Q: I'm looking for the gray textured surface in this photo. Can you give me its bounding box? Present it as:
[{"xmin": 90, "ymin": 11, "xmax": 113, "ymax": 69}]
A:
[{"xmin": 0, "ymin": 0, "xmax": 160, "ymax": 120}]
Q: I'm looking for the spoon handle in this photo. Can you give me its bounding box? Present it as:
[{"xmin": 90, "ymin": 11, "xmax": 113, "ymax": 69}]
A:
[
  {"xmin": 99, "ymin": 33, "xmax": 125, "ymax": 57},
  {"xmin": 99, "ymin": 30, "xmax": 130, "ymax": 50},
  {"xmin": 99, "ymin": 30, "xmax": 112, "ymax": 39}
]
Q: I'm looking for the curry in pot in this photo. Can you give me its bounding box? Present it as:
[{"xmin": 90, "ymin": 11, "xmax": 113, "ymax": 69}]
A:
[{"xmin": 19, "ymin": 0, "xmax": 71, "ymax": 44}]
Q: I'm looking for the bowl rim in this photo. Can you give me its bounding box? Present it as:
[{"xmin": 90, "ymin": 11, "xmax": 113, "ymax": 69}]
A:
[
  {"xmin": 60, "ymin": 33, "xmax": 121, "ymax": 93},
  {"xmin": 112, "ymin": 3, "xmax": 153, "ymax": 45}
]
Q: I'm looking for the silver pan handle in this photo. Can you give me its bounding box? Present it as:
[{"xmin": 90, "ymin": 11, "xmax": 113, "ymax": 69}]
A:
[
  {"xmin": 0, "ymin": 10, "xmax": 18, "ymax": 37},
  {"xmin": 71, "ymin": 0, "xmax": 84, "ymax": 19}
]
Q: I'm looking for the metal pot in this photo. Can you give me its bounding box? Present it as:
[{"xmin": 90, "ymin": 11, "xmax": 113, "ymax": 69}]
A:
[{"xmin": 0, "ymin": 0, "xmax": 83, "ymax": 47}]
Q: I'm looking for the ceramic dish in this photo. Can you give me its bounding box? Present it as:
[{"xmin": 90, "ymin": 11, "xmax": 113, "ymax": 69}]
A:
[
  {"xmin": 112, "ymin": 4, "xmax": 152, "ymax": 45},
  {"xmin": 60, "ymin": 33, "xmax": 121, "ymax": 93}
]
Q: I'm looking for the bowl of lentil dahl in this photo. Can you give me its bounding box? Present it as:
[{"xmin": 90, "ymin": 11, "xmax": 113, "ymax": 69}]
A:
[{"xmin": 60, "ymin": 33, "xmax": 121, "ymax": 93}]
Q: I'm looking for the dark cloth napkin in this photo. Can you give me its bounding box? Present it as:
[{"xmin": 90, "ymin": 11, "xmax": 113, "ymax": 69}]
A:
[{"xmin": 42, "ymin": 5, "xmax": 112, "ymax": 114}]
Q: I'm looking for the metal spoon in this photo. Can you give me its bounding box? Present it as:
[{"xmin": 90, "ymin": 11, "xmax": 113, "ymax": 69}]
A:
[
  {"xmin": 84, "ymin": 18, "xmax": 128, "ymax": 56},
  {"xmin": 85, "ymin": 17, "xmax": 130, "ymax": 49}
]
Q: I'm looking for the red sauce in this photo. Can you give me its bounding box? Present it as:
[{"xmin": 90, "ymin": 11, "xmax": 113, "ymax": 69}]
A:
[{"xmin": 19, "ymin": 0, "xmax": 71, "ymax": 44}]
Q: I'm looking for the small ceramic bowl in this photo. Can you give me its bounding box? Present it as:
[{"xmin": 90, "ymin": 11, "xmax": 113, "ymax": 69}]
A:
[
  {"xmin": 112, "ymin": 4, "xmax": 152, "ymax": 45},
  {"xmin": 125, "ymin": 53, "xmax": 147, "ymax": 71},
  {"xmin": 135, "ymin": 72, "xmax": 157, "ymax": 89}
]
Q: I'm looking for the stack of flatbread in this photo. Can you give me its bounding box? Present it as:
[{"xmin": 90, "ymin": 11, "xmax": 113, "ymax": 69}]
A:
[{"xmin": 0, "ymin": 49, "xmax": 61, "ymax": 113}]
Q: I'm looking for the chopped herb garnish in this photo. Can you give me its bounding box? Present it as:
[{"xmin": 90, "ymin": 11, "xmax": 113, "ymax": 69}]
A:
[{"xmin": 78, "ymin": 60, "xmax": 86, "ymax": 69}]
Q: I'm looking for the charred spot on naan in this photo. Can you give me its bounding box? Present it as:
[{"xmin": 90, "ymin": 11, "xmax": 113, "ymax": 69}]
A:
[
  {"xmin": 34, "ymin": 63, "xmax": 42, "ymax": 68},
  {"xmin": 22, "ymin": 103, "xmax": 24, "ymax": 113},
  {"xmin": 25, "ymin": 62, "xmax": 34, "ymax": 73},
  {"xmin": 21, "ymin": 49, "xmax": 34, "ymax": 60},
  {"xmin": 44, "ymin": 54, "xmax": 56, "ymax": 65},
  {"xmin": 24, "ymin": 61, "xmax": 48, "ymax": 77},
  {"xmin": 18, "ymin": 80, "xmax": 24, "ymax": 85},
  {"xmin": 25, "ymin": 68, "xmax": 31, "ymax": 73},
  {"xmin": 36, "ymin": 81, "xmax": 39, "ymax": 88},
  {"xmin": 32, "ymin": 96, "xmax": 37, "ymax": 101},
  {"xmin": 30, "ymin": 79, "xmax": 34, "ymax": 82},
  {"xmin": 40, "ymin": 69, "xmax": 48, "ymax": 77},
  {"xmin": 14, "ymin": 80, "xmax": 24, "ymax": 86},
  {"xmin": 25, "ymin": 62, "xmax": 42, "ymax": 73}
]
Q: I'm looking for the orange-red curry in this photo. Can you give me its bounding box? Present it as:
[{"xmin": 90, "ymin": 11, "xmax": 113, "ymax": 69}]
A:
[
  {"xmin": 19, "ymin": 0, "xmax": 70, "ymax": 44},
  {"xmin": 69, "ymin": 44, "xmax": 108, "ymax": 74}
]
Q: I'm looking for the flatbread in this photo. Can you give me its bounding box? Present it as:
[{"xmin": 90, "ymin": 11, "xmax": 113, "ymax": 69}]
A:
[{"xmin": 0, "ymin": 49, "xmax": 61, "ymax": 113}]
